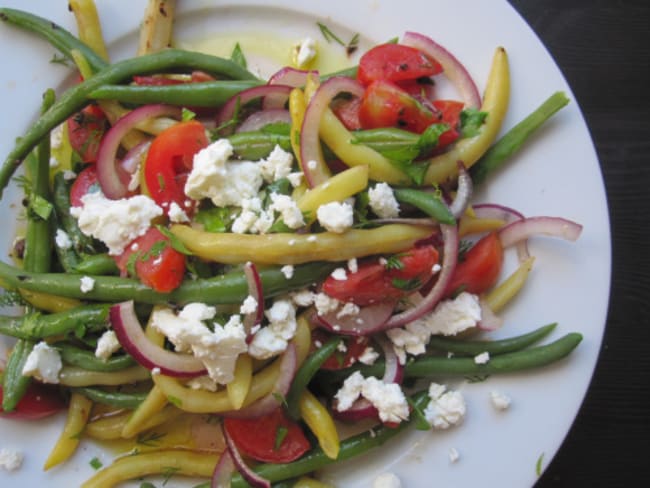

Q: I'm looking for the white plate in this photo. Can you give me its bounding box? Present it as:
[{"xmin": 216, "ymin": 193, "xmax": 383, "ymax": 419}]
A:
[{"xmin": 0, "ymin": 1, "xmax": 610, "ymax": 487}]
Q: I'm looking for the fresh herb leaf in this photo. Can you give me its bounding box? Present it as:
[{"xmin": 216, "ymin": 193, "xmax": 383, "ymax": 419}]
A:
[
  {"xmin": 167, "ymin": 395, "xmax": 182, "ymax": 408},
  {"xmin": 274, "ymin": 425, "xmax": 289, "ymax": 450},
  {"xmin": 536, "ymin": 452, "xmax": 545, "ymax": 476},
  {"xmin": 162, "ymin": 466, "xmax": 180, "ymax": 486},
  {"xmin": 346, "ymin": 33, "xmax": 360, "ymax": 56},
  {"xmin": 272, "ymin": 391, "xmax": 288, "ymax": 408},
  {"xmin": 465, "ymin": 374, "xmax": 491, "ymax": 383},
  {"xmin": 407, "ymin": 397, "xmax": 431, "ymax": 430},
  {"xmin": 139, "ymin": 483, "xmax": 157, "ymax": 488},
  {"xmin": 230, "ymin": 42, "xmax": 247, "ymax": 68},
  {"xmin": 89, "ymin": 457, "xmax": 103, "ymax": 470},
  {"xmin": 416, "ymin": 123, "xmax": 449, "ymax": 152},
  {"xmin": 457, "ymin": 240, "xmax": 473, "ymax": 262},
  {"xmin": 213, "ymin": 96, "xmax": 242, "ymax": 135},
  {"xmin": 136, "ymin": 431, "xmax": 166, "ymax": 447},
  {"xmin": 391, "ymin": 277, "xmax": 422, "ymax": 291},
  {"xmin": 156, "ymin": 225, "xmax": 193, "ymax": 255},
  {"xmin": 193, "ymin": 207, "xmax": 236, "ymax": 234},
  {"xmin": 261, "ymin": 122, "xmax": 291, "ymax": 136},
  {"xmin": 181, "ymin": 107, "xmax": 196, "ymax": 122},
  {"xmin": 317, "ymin": 22, "xmax": 345, "ymax": 46},
  {"xmin": 460, "ymin": 108, "xmax": 488, "ymax": 138},
  {"xmin": 29, "ymin": 194, "xmax": 53, "ymax": 220},
  {"xmin": 384, "ymin": 254, "xmax": 405, "ymax": 271}
]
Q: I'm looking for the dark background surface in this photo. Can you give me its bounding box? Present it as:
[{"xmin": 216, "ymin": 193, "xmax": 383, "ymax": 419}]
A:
[{"xmin": 507, "ymin": 1, "xmax": 650, "ymax": 486}]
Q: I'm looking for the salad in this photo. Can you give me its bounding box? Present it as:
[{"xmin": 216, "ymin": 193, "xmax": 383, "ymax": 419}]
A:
[{"xmin": 0, "ymin": 1, "xmax": 584, "ymax": 487}]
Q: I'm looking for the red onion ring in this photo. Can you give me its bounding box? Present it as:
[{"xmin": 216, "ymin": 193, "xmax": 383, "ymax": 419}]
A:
[
  {"xmin": 448, "ymin": 161, "xmax": 473, "ymax": 218},
  {"xmin": 499, "ymin": 216, "xmax": 583, "ymax": 249},
  {"xmin": 384, "ymin": 224, "xmax": 459, "ymax": 328},
  {"xmin": 300, "ymin": 76, "xmax": 365, "ymax": 187},
  {"xmin": 472, "ymin": 203, "xmax": 530, "ymax": 262},
  {"xmin": 224, "ymin": 426, "xmax": 271, "ymax": 488},
  {"xmin": 110, "ymin": 301, "xmax": 206, "ymax": 377},
  {"xmin": 242, "ymin": 262, "xmax": 264, "ymax": 335},
  {"xmin": 316, "ymin": 300, "xmax": 397, "ymax": 336},
  {"xmin": 216, "ymin": 85, "xmax": 292, "ymax": 129},
  {"xmin": 222, "ymin": 343, "xmax": 297, "ymax": 419},
  {"xmin": 375, "ymin": 335, "xmax": 403, "ymax": 384},
  {"xmin": 97, "ymin": 104, "xmax": 181, "ymax": 199},
  {"xmin": 402, "ymin": 32, "xmax": 481, "ymax": 109},
  {"xmin": 268, "ymin": 66, "xmax": 318, "ymax": 87},
  {"xmin": 478, "ymin": 298, "xmax": 504, "ymax": 331},
  {"xmin": 236, "ymin": 109, "xmax": 291, "ymax": 133},
  {"xmin": 119, "ymin": 140, "xmax": 151, "ymax": 175},
  {"xmin": 211, "ymin": 450, "xmax": 236, "ymax": 488}
]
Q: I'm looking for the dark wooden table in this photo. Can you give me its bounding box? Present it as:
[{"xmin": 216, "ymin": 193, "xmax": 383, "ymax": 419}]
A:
[{"xmin": 508, "ymin": 1, "xmax": 650, "ymax": 486}]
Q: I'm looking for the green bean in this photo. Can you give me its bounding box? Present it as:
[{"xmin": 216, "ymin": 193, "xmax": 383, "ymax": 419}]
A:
[
  {"xmin": 0, "ymin": 7, "xmax": 108, "ymax": 73},
  {"xmin": 393, "ymin": 188, "xmax": 455, "ymax": 224},
  {"xmin": 470, "ymin": 91, "xmax": 570, "ymax": 185},
  {"xmin": 72, "ymin": 387, "xmax": 146, "ymax": 409},
  {"xmin": 352, "ymin": 127, "xmax": 420, "ymax": 152},
  {"xmin": 73, "ymin": 253, "xmax": 119, "ymax": 275},
  {"xmin": 0, "ymin": 304, "xmax": 110, "ymax": 340},
  {"xmin": 427, "ymin": 323, "xmax": 558, "ymax": 357},
  {"xmin": 89, "ymin": 80, "xmax": 263, "ymax": 107},
  {"xmin": 0, "ymin": 49, "xmax": 259, "ymax": 196},
  {"xmin": 52, "ymin": 172, "xmax": 98, "ymax": 255},
  {"xmin": 0, "ymin": 260, "xmax": 336, "ymax": 305},
  {"xmin": 1, "ymin": 339, "xmax": 35, "ymax": 411},
  {"xmin": 227, "ymin": 131, "xmax": 292, "ymax": 160},
  {"xmin": 286, "ymin": 337, "xmax": 342, "ymax": 420},
  {"xmin": 59, "ymin": 344, "xmax": 135, "ymax": 372},
  {"xmin": 58, "ymin": 365, "xmax": 151, "ymax": 387}
]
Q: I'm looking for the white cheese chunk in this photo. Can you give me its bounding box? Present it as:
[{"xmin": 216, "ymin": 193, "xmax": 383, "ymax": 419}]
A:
[
  {"xmin": 260, "ymin": 145, "xmax": 294, "ymax": 182},
  {"xmin": 95, "ymin": 330, "xmax": 121, "ymax": 360},
  {"xmin": 368, "ymin": 182, "xmax": 400, "ymax": 218},
  {"xmin": 316, "ymin": 201, "xmax": 353, "ymax": 233},
  {"xmin": 22, "ymin": 341, "xmax": 62, "ymax": 384},
  {"xmin": 490, "ymin": 390, "xmax": 512, "ymax": 411},
  {"xmin": 424, "ymin": 383, "xmax": 466, "ymax": 429},
  {"xmin": 80, "ymin": 276, "xmax": 95, "ymax": 293},
  {"xmin": 373, "ymin": 472, "xmax": 402, "ymax": 488},
  {"xmin": 294, "ymin": 37, "xmax": 317, "ymax": 68},
  {"xmin": 270, "ymin": 193, "xmax": 304, "ymax": 229},
  {"xmin": 0, "ymin": 448, "xmax": 24, "ymax": 472},
  {"xmin": 55, "ymin": 229, "xmax": 72, "ymax": 250}
]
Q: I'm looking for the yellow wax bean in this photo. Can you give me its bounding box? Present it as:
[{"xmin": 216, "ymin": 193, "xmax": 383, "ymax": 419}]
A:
[
  {"xmin": 58, "ymin": 365, "xmax": 151, "ymax": 387},
  {"xmin": 170, "ymin": 224, "xmax": 432, "ymax": 265},
  {"xmin": 69, "ymin": 0, "xmax": 109, "ymax": 61},
  {"xmin": 18, "ymin": 289, "xmax": 81, "ymax": 313},
  {"xmin": 227, "ymin": 354, "xmax": 253, "ymax": 410},
  {"xmin": 290, "ymin": 87, "xmax": 307, "ymax": 166},
  {"xmin": 85, "ymin": 405, "xmax": 181, "ymax": 441},
  {"xmin": 424, "ymin": 47, "xmax": 510, "ymax": 184},
  {"xmin": 44, "ymin": 393, "xmax": 92, "ymax": 470},
  {"xmin": 485, "ymin": 256, "xmax": 535, "ymax": 313},
  {"xmin": 294, "ymin": 478, "xmax": 336, "ymax": 488},
  {"xmin": 299, "ymin": 389, "xmax": 340, "ymax": 460},
  {"xmin": 121, "ymin": 385, "xmax": 167, "ymax": 438},
  {"xmin": 81, "ymin": 449, "xmax": 216, "ymax": 488},
  {"xmin": 458, "ymin": 215, "xmax": 506, "ymax": 237}
]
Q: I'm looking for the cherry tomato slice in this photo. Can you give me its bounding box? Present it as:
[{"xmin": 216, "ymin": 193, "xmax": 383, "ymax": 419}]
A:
[
  {"xmin": 69, "ymin": 164, "xmax": 101, "ymax": 207},
  {"xmin": 311, "ymin": 330, "xmax": 370, "ymax": 370},
  {"xmin": 0, "ymin": 383, "xmax": 66, "ymax": 420},
  {"xmin": 114, "ymin": 227, "xmax": 186, "ymax": 292},
  {"xmin": 357, "ymin": 43, "xmax": 442, "ymax": 86},
  {"xmin": 446, "ymin": 231, "xmax": 504, "ymax": 296},
  {"xmin": 67, "ymin": 104, "xmax": 108, "ymax": 163},
  {"xmin": 432, "ymin": 99, "xmax": 465, "ymax": 148},
  {"xmin": 223, "ymin": 407, "xmax": 311, "ymax": 463},
  {"xmin": 331, "ymin": 96, "xmax": 362, "ymax": 131},
  {"xmin": 322, "ymin": 246, "xmax": 439, "ymax": 306},
  {"xmin": 143, "ymin": 120, "xmax": 209, "ymax": 217}
]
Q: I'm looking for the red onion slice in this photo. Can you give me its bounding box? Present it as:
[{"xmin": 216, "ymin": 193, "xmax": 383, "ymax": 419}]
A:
[
  {"xmin": 375, "ymin": 335, "xmax": 403, "ymax": 384},
  {"xmin": 473, "ymin": 203, "xmax": 530, "ymax": 262},
  {"xmin": 268, "ymin": 66, "xmax": 318, "ymax": 87},
  {"xmin": 499, "ymin": 216, "xmax": 583, "ymax": 249},
  {"xmin": 97, "ymin": 104, "xmax": 181, "ymax": 199},
  {"xmin": 236, "ymin": 109, "xmax": 291, "ymax": 133},
  {"xmin": 316, "ymin": 300, "xmax": 397, "ymax": 336},
  {"xmin": 110, "ymin": 301, "xmax": 206, "ymax": 377},
  {"xmin": 211, "ymin": 450, "xmax": 236, "ymax": 488},
  {"xmin": 216, "ymin": 85, "xmax": 292, "ymax": 129},
  {"xmin": 402, "ymin": 32, "xmax": 481, "ymax": 109},
  {"xmin": 119, "ymin": 140, "xmax": 151, "ymax": 175},
  {"xmin": 300, "ymin": 76, "xmax": 365, "ymax": 187},
  {"xmin": 222, "ymin": 343, "xmax": 297, "ymax": 419},
  {"xmin": 448, "ymin": 161, "xmax": 473, "ymax": 219},
  {"xmin": 477, "ymin": 298, "xmax": 504, "ymax": 331},
  {"xmin": 224, "ymin": 426, "xmax": 271, "ymax": 488},
  {"xmin": 332, "ymin": 397, "xmax": 379, "ymax": 422},
  {"xmin": 384, "ymin": 224, "xmax": 459, "ymax": 328},
  {"xmin": 242, "ymin": 262, "xmax": 264, "ymax": 334}
]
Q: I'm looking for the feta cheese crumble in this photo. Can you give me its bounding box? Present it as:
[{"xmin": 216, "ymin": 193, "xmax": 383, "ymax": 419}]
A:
[
  {"xmin": 260, "ymin": 145, "xmax": 294, "ymax": 182},
  {"xmin": 490, "ymin": 390, "xmax": 512, "ymax": 411},
  {"xmin": 0, "ymin": 448, "xmax": 24, "ymax": 472},
  {"xmin": 168, "ymin": 202, "xmax": 190, "ymax": 223},
  {"xmin": 373, "ymin": 472, "xmax": 402, "ymax": 488},
  {"xmin": 294, "ymin": 37, "xmax": 317, "ymax": 68},
  {"xmin": 55, "ymin": 229, "xmax": 72, "ymax": 250},
  {"xmin": 269, "ymin": 193, "xmax": 304, "ymax": 229},
  {"xmin": 368, "ymin": 182, "xmax": 400, "ymax": 218},
  {"xmin": 70, "ymin": 192, "xmax": 163, "ymax": 255},
  {"xmin": 449, "ymin": 447, "xmax": 460, "ymax": 463},
  {"xmin": 424, "ymin": 383, "xmax": 466, "ymax": 429},
  {"xmin": 358, "ymin": 346, "xmax": 380, "ymax": 365},
  {"xmin": 330, "ymin": 267, "xmax": 348, "ymax": 281},
  {"xmin": 80, "ymin": 276, "xmax": 95, "ymax": 293},
  {"xmin": 281, "ymin": 265, "xmax": 294, "ymax": 279},
  {"xmin": 474, "ymin": 351, "xmax": 490, "ymax": 364},
  {"xmin": 95, "ymin": 330, "xmax": 121, "ymax": 360},
  {"xmin": 316, "ymin": 201, "xmax": 354, "ymax": 233},
  {"xmin": 248, "ymin": 299, "xmax": 298, "ymax": 359},
  {"xmin": 22, "ymin": 341, "xmax": 62, "ymax": 384}
]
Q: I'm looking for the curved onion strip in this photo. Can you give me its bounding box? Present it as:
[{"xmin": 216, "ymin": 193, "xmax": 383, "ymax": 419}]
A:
[
  {"xmin": 236, "ymin": 109, "xmax": 291, "ymax": 133},
  {"xmin": 221, "ymin": 343, "xmax": 297, "ymax": 419},
  {"xmin": 97, "ymin": 104, "xmax": 181, "ymax": 199},
  {"xmin": 224, "ymin": 426, "xmax": 271, "ymax": 488},
  {"xmin": 300, "ymin": 76, "xmax": 365, "ymax": 187},
  {"xmin": 268, "ymin": 66, "xmax": 318, "ymax": 87},
  {"xmin": 242, "ymin": 262, "xmax": 264, "ymax": 334},
  {"xmin": 385, "ymin": 224, "xmax": 459, "ymax": 328},
  {"xmin": 120, "ymin": 140, "xmax": 151, "ymax": 174},
  {"xmin": 216, "ymin": 85, "xmax": 293, "ymax": 128},
  {"xmin": 316, "ymin": 300, "xmax": 397, "ymax": 336},
  {"xmin": 478, "ymin": 298, "xmax": 504, "ymax": 331},
  {"xmin": 473, "ymin": 203, "xmax": 530, "ymax": 262},
  {"xmin": 402, "ymin": 31, "xmax": 481, "ymax": 108},
  {"xmin": 499, "ymin": 216, "xmax": 583, "ymax": 249},
  {"xmin": 211, "ymin": 450, "xmax": 236, "ymax": 488},
  {"xmin": 375, "ymin": 335, "xmax": 403, "ymax": 384},
  {"xmin": 448, "ymin": 162, "xmax": 473, "ymax": 219},
  {"xmin": 110, "ymin": 301, "xmax": 206, "ymax": 377}
]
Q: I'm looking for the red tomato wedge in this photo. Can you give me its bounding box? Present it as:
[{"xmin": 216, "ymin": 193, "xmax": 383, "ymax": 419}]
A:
[
  {"xmin": 331, "ymin": 96, "xmax": 362, "ymax": 131},
  {"xmin": 67, "ymin": 104, "xmax": 108, "ymax": 163},
  {"xmin": 69, "ymin": 164, "xmax": 100, "ymax": 207},
  {"xmin": 114, "ymin": 227, "xmax": 186, "ymax": 292},
  {"xmin": 358, "ymin": 80, "xmax": 435, "ymax": 134},
  {"xmin": 322, "ymin": 246, "xmax": 439, "ymax": 306},
  {"xmin": 311, "ymin": 330, "xmax": 370, "ymax": 370},
  {"xmin": 357, "ymin": 43, "xmax": 442, "ymax": 86},
  {"xmin": 143, "ymin": 120, "xmax": 209, "ymax": 216},
  {"xmin": 0, "ymin": 383, "xmax": 66, "ymax": 420},
  {"xmin": 223, "ymin": 407, "xmax": 311, "ymax": 463},
  {"xmin": 432, "ymin": 99, "xmax": 465, "ymax": 148},
  {"xmin": 446, "ymin": 231, "xmax": 504, "ymax": 296}
]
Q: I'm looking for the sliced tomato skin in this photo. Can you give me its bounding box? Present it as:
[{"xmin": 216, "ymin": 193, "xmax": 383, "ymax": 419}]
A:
[
  {"xmin": 223, "ymin": 407, "xmax": 311, "ymax": 463},
  {"xmin": 322, "ymin": 246, "xmax": 439, "ymax": 306},
  {"xmin": 357, "ymin": 43, "xmax": 442, "ymax": 86},
  {"xmin": 0, "ymin": 383, "xmax": 66, "ymax": 420},
  {"xmin": 331, "ymin": 96, "xmax": 362, "ymax": 131},
  {"xmin": 311, "ymin": 330, "xmax": 370, "ymax": 370},
  {"xmin": 432, "ymin": 100, "xmax": 465, "ymax": 148},
  {"xmin": 358, "ymin": 80, "xmax": 435, "ymax": 134},
  {"xmin": 114, "ymin": 227, "xmax": 186, "ymax": 292},
  {"xmin": 446, "ymin": 232, "xmax": 504, "ymax": 296},
  {"xmin": 143, "ymin": 120, "xmax": 209, "ymax": 216},
  {"xmin": 67, "ymin": 104, "xmax": 108, "ymax": 163},
  {"xmin": 69, "ymin": 164, "xmax": 101, "ymax": 207}
]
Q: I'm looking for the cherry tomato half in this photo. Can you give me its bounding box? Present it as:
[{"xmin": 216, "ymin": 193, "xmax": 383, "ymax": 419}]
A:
[
  {"xmin": 357, "ymin": 43, "xmax": 442, "ymax": 86},
  {"xmin": 0, "ymin": 382, "xmax": 66, "ymax": 420},
  {"xmin": 69, "ymin": 164, "xmax": 101, "ymax": 207},
  {"xmin": 446, "ymin": 231, "xmax": 504, "ymax": 296},
  {"xmin": 432, "ymin": 99, "xmax": 465, "ymax": 149},
  {"xmin": 67, "ymin": 104, "xmax": 108, "ymax": 163}
]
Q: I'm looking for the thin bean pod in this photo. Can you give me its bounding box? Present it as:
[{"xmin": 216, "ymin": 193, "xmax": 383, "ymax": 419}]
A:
[
  {"xmin": 73, "ymin": 253, "xmax": 119, "ymax": 275},
  {"xmin": 1, "ymin": 339, "xmax": 36, "ymax": 411},
  {"xmin": 72, "ymin": 387, "xmax": 147, "ymax": 409},
  {"xmin": 227, "ymin": 131, "xmax": 292, "ymax": 160},
  {"xmin": 89, "ymin": 80, "xmax": 263, "ymax": 107},
  {"xmin": 0, "ymin": 48, "xmax": 259, "ymax": 195},
  {"xmin": 393, "ymin": 188, "xmax": 455, "ymax": 224},
  {"xmin": 52, "ymin": 172, "xmax": 98, "ymax": 254},
  {"xmin": 59, "ymin": 344, "xmax": 135, "ymax": 372},
  {"xmin": 471, "ymin": 91, "xmax": 570, "ymax": 185}
]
